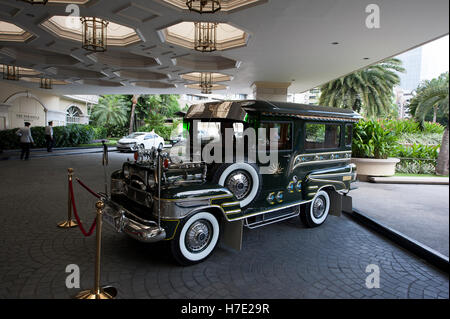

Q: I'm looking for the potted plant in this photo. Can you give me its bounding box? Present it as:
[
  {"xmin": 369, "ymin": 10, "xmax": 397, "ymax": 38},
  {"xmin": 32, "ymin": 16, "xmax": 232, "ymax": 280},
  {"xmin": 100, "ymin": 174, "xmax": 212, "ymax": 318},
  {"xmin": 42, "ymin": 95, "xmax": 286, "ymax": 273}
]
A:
[{"xmin": 351, "ymin": 120, "xmax": 400, "ymax": 181}]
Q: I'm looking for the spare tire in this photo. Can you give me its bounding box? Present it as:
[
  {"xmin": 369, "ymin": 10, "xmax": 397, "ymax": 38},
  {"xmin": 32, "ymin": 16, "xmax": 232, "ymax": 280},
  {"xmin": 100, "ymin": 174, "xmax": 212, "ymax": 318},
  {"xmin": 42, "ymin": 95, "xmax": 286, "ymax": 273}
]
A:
[{"xmin": 212, "ymin": 163, "xmax": 262, "ymax": 208}]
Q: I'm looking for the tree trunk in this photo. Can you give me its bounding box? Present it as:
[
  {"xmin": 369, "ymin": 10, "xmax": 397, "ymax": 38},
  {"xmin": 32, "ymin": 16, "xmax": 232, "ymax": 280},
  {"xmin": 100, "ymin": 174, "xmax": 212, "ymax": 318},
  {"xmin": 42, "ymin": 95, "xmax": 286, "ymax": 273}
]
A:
[
  {"xmin": 435, "ymin": 125, "xmax": 449, "ymax": 176},
  {"xmin": 129, "ymin": 95, "xmax": 140, "ymax": 134},
  {"xmin": 432, "ymin": 106, "xmax": 437, "ymax": 123}
]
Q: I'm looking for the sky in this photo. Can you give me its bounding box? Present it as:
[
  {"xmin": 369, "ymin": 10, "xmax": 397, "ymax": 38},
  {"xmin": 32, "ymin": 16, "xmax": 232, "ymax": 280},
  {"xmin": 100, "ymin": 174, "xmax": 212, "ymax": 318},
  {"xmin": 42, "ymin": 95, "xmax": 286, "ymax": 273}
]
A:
[{"xmin": 420, "ymin": 35, "xmax": 449, "ymax": 81}]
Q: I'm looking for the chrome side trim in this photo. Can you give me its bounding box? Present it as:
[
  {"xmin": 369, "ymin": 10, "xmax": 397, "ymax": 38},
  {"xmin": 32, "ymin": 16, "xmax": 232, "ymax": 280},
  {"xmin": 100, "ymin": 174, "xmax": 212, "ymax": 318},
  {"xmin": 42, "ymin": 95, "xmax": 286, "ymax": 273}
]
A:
[{"xmin": 221, "ymin": 201, "xmax": 241, "ymax": 207}]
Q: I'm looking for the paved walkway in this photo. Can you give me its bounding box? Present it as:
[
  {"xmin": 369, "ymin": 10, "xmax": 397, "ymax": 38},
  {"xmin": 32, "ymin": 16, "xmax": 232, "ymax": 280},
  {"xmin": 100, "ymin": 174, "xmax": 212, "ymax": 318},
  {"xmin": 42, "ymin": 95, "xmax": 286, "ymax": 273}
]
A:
[
  {"xmin": 351, "ymin": 182, "xmax": 449, "ymax": 257},
  {"xmin": 0, "ymin": 153, "xmax": 448, "ymax": 299}
]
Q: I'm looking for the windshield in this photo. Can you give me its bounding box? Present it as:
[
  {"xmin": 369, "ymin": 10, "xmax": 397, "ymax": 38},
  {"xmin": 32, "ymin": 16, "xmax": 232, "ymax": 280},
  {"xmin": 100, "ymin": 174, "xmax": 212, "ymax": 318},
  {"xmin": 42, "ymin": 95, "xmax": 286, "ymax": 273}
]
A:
[{"xmin": 126, "ymin": 133, "xmax": 146, "ymax": 139}]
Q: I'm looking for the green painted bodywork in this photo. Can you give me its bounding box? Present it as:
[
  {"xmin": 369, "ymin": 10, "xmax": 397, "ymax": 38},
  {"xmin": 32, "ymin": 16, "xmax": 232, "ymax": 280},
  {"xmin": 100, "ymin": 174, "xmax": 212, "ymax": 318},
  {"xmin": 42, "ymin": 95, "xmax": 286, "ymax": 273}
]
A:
[{"xmin": 112, "ymin": 101, "xmax": 360, "ymax": 240}]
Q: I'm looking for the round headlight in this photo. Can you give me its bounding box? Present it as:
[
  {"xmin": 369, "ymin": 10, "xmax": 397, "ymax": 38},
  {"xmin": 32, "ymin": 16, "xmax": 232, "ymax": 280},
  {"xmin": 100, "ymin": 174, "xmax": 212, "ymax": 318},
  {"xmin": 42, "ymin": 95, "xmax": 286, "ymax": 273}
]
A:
[
  {"xmin": 276, "ymin": 191, "xmax": 284, "ymax": 203},
  {"xmin": 287, "ymin": 181, "xmax": 295, "ymax": 193},
  {"xmin": 266, "ymin": 192, "xmax": 276, "ymax": 204}
]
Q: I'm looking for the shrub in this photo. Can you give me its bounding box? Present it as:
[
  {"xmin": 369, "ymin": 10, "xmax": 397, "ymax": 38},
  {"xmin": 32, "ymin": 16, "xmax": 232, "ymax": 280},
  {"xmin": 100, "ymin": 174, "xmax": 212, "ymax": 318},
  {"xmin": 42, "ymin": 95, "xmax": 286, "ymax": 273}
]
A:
[
  {"xmin": 391, "ymin": 143, "xmax": 440, "ymax": 159},
  {"xmin": 352, "ymin": 120, "xmax": 398, "ymax": 159},
  {"xmin": 0, "ymin": 124, "xmax": 95, "ymax": 150},
  {"xmin": 381, "ymin": 119, "xmax": 420, "ymax": 135},
  {"xmin": 104, "ymin": 124, "xmax": 128, "ymax": 138},
  {"xmin": 397, "ymin": 132, "xmax": 443, "ymax": 146},
  {"xmin": 391, "ymin": 143, "xmax": 440, "ymax": 175},
  {"xmin": 422, "ymin": 121, "xmax": 445, "ymax": 134},
  {"xmin": 396, "ymin": 160, "xmax": 436, "ymax": 175},
  {"xmin": 138, "ymin": 124, "xmax": 173, "ymax": 141}
]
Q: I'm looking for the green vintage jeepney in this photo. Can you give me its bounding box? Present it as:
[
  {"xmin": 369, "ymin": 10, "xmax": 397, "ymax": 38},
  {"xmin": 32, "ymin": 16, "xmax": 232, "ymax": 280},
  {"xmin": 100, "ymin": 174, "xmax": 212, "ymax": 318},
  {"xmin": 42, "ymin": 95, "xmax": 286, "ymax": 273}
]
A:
[{"xmin": 102, "ymin": 100, "xmax": 361, "ymax": 265}]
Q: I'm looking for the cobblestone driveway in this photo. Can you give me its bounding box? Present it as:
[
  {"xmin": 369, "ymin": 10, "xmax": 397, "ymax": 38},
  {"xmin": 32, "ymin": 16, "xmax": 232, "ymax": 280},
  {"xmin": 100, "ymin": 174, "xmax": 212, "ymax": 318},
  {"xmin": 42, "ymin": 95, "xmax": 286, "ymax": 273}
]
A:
[{"xmin": 0, "ymin": 153, "xmax": 448, "ymax": 299}]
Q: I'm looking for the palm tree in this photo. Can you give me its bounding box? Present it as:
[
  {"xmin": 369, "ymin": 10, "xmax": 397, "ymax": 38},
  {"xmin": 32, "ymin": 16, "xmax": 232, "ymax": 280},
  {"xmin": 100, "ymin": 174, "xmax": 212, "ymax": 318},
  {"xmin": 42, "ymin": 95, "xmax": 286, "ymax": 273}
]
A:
[
  {"xmin": 91, "ymin": 95, "xmax": 128, "ymax": 126},
  {"xmin": 129, "ymin": 94, "xmax": 140, "ymax": 134},
  {"xmin": 410, "ymin": 72, "xmax": 449, "ymax": 175},
  {"xmin": 319, "ymin": 58, "xmax": 405, "ymax": 117}
]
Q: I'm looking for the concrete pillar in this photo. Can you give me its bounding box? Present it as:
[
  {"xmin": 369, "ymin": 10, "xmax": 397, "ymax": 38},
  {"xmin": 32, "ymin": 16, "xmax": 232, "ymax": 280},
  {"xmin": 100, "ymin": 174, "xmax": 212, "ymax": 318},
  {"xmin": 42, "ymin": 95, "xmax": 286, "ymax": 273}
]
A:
[
  {"xmin": 0, "ymin": 104, "xmax": 12, "ymax": 130},
  {"xmin": 251, "ymin": 82, "xmax": 291, "ymax": 102}
]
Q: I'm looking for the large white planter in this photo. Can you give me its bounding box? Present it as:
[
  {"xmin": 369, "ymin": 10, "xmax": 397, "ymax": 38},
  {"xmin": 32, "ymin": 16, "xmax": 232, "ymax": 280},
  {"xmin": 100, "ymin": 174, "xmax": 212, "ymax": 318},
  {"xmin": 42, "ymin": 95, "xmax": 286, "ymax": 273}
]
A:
[{"xmin": 351, "ymin": 157, "xmax": 400, "ymax": 182}]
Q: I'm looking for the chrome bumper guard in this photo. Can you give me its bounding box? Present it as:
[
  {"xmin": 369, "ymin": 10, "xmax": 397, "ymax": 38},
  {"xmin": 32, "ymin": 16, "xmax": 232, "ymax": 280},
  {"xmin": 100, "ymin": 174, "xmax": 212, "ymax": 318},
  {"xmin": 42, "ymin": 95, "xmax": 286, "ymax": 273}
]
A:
[{"xmin": 102, "ymin": 198, "xmax": 166, "ymax": 243}]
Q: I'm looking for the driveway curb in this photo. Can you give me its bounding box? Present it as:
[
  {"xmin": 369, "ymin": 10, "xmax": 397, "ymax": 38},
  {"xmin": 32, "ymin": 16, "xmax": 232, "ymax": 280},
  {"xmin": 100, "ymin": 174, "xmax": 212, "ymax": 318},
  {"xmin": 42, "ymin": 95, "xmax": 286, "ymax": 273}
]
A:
[{"xmin": 344, "ymin": 208, "xmax": 449, "ymax": 273}]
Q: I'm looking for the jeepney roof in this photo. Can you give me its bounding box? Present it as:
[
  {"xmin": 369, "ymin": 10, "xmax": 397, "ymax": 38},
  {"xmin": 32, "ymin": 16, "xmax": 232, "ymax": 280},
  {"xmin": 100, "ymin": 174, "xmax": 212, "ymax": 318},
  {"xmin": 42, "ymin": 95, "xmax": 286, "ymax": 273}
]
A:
[{"xmin": 185, "ymin": 100, "xmax": 362, "ymax": 122}]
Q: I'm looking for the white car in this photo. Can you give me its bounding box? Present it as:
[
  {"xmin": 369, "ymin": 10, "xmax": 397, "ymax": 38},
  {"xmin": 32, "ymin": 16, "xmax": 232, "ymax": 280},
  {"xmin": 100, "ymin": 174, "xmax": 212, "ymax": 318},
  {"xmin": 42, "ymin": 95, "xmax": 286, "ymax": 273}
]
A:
[{"xmin": 116, "ymin": 132, "xmax": 165, "ymax": 152}]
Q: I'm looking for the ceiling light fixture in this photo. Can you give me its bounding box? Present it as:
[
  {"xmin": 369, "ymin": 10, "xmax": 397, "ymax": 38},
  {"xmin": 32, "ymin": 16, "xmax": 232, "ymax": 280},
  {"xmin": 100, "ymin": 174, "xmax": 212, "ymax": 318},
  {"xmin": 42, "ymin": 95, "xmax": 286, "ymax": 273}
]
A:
[
  {"xmin": 17, "ymin": 0, "xmax": 48, "ymax": 4},
  {"xmin": 81, "ymin": 17, "xmax": 109, "ymax": 52},
  {"xmin": 194, "ymin": 22, "xmax": 218, "ymax": 52},
  {"xmin": 2, "ymin": 65, "xmax": 20, "ymax": 81},
  {"xmin": 200, "ymin": 72, "xmax": 213, "ymax": 93},
  {"xmin": 186, "ymin": 0, "xmax": 221, "ymax": 14},
  {"xmin": 40, "ymin": 77, "xmax": 53, "ymax": 89}
]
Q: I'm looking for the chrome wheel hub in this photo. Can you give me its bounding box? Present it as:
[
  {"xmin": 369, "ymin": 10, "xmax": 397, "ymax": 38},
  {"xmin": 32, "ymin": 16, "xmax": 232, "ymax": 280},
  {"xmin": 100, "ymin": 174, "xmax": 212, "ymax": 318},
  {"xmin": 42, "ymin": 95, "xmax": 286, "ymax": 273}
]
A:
[
  {"xmin": 185, "ymin": 219, "xmax": 212, "ymax": 253},
  {"xmin": 312, "ymin": 196, "xmax": 326, "ymax": 219},
  {"xmin": 225, "ymin": 170, "xmax": 252, "ymax": 200}
]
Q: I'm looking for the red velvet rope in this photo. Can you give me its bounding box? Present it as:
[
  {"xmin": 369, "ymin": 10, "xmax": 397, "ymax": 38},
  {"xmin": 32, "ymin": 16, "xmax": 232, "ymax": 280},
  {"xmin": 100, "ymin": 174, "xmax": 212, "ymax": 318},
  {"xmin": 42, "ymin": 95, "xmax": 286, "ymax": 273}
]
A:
[
  {"xmin": 69, "ymin": 178, "xmax": 97, "ymax": 237},
  {"xmin": 76, "ymin": 178, "xmax": 101, "ymax": 199}
]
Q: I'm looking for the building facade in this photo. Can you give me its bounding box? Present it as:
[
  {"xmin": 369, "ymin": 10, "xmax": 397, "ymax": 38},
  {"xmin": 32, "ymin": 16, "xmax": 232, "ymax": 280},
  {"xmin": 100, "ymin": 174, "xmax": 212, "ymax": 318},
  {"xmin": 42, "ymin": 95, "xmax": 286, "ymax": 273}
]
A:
[{"xmin": 0, "ymin": 80, "xmax": 97, "ymax": 130}]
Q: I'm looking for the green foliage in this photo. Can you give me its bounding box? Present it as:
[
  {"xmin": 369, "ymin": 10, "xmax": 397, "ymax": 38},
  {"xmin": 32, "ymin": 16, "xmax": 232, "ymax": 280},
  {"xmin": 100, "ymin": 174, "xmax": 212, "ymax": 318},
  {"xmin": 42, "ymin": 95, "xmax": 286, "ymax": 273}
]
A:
[
  {"xmin": 319, "ymin": 58, "xmax": 405, "ymax": 117},
  {"xmin": 91, "ymin": 95, "xmax": 129, "ymax": 126},
  {"xmin": 0, "ymin": 124, "xmax": 95, "ymax": 150},
  {"xmin": 138, "ymin": 123, "xmax": 180, "ymax": 141},
  {"xmin": 380, "ymin": 119, "xmax": 420, "ymax": 135},
  {"xmin": 422, "ymin": 121, "xmax": 446, "ymax": 134},
  {"xmin": 396, "ymin": 160, "xmax": 436, "ymax": 175},
  {"xmin": 397, "ymin": 132, "xmax": 443, "ymax": 146},
  {"xmin": 392, "ymin": 144, "xmax": 440, "ymax": 160},
  {"xmin": 352, "ymin": 120, "xmax": 398, "ymax": 159},
  {"xmin": 410, "ymin": 72, "xmax": 449, "ymax": 126}
]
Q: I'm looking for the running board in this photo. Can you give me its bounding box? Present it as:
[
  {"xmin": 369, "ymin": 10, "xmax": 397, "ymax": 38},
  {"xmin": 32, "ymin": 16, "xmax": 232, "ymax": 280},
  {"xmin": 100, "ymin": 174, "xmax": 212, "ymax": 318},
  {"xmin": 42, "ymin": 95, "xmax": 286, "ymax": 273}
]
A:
[{"xmin": 245, "ymin": 209, "xmax": 299, "ymax": 229}]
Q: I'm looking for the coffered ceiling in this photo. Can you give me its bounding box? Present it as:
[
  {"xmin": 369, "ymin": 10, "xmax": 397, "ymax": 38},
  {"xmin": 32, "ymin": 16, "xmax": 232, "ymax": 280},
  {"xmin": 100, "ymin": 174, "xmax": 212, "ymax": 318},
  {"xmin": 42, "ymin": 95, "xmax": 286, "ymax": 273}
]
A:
[{"xmin": 0, "ymin": 0, "xmax": 448, "ymax": 96}]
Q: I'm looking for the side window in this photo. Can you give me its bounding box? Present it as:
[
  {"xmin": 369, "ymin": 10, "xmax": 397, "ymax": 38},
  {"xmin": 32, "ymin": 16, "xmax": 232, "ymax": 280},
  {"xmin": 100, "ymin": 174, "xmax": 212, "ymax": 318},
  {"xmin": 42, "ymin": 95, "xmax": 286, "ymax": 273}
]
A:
[
  {"xmin": 345, "ymin": 124, "xmax": 353, "ymax": 146},
  {"xmin": 260, "ymin": 122, "xmax": 292, "ymax": 151},
  {"xmin": 305, "ymin": 123, "xmax": 341, "ymax": 150},
  {"xmin": 144, "ymin": 134, "xmax": 154, "ymax": 140}
]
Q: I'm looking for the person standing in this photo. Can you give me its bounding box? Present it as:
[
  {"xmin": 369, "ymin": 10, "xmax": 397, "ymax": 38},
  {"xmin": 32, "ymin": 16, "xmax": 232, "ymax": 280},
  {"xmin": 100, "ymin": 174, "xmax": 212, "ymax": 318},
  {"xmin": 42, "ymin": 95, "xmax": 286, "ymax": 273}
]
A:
[
  {"xmin": 45, "ymin": 121, "xmax": 54, "ymax": 152},
  {"xmin": 16, "ymin": 122, "xmax": 34, "ymax": 160}
]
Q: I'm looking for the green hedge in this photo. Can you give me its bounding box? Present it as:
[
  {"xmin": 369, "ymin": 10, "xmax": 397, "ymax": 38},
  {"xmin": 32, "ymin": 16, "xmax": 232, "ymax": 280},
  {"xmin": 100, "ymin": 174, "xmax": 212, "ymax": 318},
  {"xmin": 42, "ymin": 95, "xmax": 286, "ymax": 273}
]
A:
[
  {"xmin": 0, "ymin": 124, "xmax": 95, "ymax": 150},
  {"xmin": 380, "ymin": 119, "xmax": 445, "ymax": 135},
  {"xmin": 138, "ymin": 124, "xmax": 174, "ymax": 141}
]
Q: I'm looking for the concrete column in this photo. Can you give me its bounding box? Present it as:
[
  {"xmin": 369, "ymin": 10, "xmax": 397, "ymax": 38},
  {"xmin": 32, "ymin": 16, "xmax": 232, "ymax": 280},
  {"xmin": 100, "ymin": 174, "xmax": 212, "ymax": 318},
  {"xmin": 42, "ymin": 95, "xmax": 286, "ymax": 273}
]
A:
[
  {"xmin": 0, "ymin": 103, "xmax": 12, "ymax": 129},
  {"xmin": 251, "ymin": 82, "xmax": 291, "ymax": 102}
]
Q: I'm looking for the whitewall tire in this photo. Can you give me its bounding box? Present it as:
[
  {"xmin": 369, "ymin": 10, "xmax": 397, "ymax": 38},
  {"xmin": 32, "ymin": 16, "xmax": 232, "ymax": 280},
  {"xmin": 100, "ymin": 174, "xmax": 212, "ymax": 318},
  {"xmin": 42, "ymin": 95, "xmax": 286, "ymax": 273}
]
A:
[
  {"xmin": 300, "ymin": 190, "xmax": 331, "ymax": 228},
  {"xmin": 171, "ymin": 212, "xmax": 220, "ymax": 265}
]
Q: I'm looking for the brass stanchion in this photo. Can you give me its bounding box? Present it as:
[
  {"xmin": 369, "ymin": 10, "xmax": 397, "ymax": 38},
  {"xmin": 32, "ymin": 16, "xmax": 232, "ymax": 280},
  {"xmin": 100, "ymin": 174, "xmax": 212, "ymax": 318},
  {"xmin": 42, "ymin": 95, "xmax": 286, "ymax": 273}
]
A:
[
  {"xmin": 57, "ymin": 168, "xmax": 78, "ymax": 228},
  {"xmin": 75, "ymin": 201, "xmax": 117, "ymax": 299}
]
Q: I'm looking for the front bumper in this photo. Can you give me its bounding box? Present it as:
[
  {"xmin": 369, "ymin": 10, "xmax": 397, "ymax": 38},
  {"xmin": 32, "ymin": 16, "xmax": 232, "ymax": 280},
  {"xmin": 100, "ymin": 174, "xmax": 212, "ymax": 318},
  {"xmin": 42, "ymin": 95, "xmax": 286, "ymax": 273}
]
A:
[
  {"xmin": 116, "ymin": 143, "xmax": 136, "ymax": 151},
  {"xmin": 102, "ymin": 198, "xmax": 166, "ymax": 243}
]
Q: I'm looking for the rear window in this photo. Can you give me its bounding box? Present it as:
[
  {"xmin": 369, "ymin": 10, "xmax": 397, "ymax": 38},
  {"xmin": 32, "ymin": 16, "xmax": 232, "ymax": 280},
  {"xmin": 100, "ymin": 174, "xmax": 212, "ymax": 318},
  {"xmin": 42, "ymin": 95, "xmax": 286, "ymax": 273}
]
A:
[
  {"xmin": 345, "ymin": 124, "xmax": 353, "ymax": 146},
  {"xmin": 305, "ymin": 123, "xmax": 341, "ymax": 150},
  {"xmin": 127, "ymin": 133, "xmax": 145, "ymax": 138}
]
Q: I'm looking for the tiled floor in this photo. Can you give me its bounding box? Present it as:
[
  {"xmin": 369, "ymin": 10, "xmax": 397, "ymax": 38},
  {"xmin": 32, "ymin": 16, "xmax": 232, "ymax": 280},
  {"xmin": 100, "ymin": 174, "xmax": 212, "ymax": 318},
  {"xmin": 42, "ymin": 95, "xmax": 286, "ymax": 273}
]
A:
[{"xmin": 0, "ymin": 153, "xmax": 448, "ymax": 299}]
